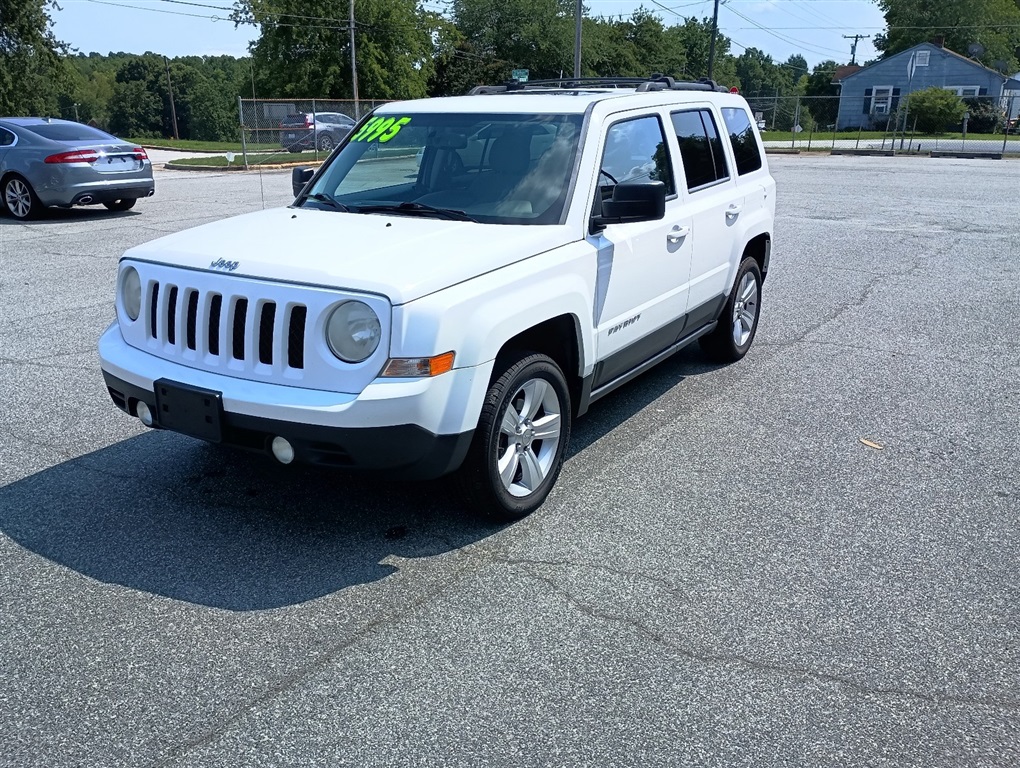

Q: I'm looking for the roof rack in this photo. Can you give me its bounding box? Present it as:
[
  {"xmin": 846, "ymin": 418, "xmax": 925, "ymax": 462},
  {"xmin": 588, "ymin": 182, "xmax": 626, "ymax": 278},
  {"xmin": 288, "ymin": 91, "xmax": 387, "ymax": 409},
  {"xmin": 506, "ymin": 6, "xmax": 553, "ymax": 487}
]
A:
[{"xmin": 467, "ymin": 75, "xmax": 730, "ymax": 95}]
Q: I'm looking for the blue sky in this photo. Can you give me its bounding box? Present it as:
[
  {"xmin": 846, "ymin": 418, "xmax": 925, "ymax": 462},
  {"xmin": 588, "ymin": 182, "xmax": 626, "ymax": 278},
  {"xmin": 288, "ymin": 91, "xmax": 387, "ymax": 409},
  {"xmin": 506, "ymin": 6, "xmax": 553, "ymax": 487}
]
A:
[{"xmin": 53, "ymin": 0, "xmax": 887, "ymax": 70}]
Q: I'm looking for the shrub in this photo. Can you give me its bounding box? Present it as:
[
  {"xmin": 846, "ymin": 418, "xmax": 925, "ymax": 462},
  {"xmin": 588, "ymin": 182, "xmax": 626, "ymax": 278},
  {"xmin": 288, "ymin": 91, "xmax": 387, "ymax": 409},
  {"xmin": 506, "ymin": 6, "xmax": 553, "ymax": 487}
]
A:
[
  {"xmin": 906, "ymin": 87, "xmax": 967, "ymax": 134},
  {"xmin": 963, "ymin": 97, "xmax": 1003, "ymax": 133}
]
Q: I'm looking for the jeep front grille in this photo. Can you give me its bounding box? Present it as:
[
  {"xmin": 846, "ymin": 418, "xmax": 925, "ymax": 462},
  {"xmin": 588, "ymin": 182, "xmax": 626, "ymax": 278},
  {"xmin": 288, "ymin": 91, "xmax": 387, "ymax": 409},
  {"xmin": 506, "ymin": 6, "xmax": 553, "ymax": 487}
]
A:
[{"xmin": 146, "ymin": 280, "xmax": 306, "ymax": 371}]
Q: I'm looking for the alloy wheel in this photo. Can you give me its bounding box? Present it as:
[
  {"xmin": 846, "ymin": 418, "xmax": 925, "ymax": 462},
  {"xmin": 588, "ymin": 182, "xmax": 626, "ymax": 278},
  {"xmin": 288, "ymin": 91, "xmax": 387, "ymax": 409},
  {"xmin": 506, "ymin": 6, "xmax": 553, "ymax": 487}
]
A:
[
  {"xmin": 496, "ymin": 377, "xmax": 563, "ymax": 498},
  {"xmin": 731, "ymin": 271, "xmax": 759, "ymax": 347},
  {"xmin": 5, "ymin": 179, "xmax": 32, "ymax": 219}
]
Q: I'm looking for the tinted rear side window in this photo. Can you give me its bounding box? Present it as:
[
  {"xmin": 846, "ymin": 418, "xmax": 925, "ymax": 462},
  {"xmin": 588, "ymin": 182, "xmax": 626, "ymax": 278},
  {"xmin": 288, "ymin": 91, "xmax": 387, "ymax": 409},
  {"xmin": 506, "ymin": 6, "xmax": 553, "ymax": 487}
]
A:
[
  {"xmin": 721, "ymin": 107, "xmax": 764, "ymax": 175},
  {"xmin": 21, "ymin": 123, "xmax": 118, "ymax": 142},
  {"xmin": 670, "ymin": 110, "xmax": 729, "ymax": 191},
  {"xmin": 0, "ymin": 128, "xmax": 15, "ymax": 146}
]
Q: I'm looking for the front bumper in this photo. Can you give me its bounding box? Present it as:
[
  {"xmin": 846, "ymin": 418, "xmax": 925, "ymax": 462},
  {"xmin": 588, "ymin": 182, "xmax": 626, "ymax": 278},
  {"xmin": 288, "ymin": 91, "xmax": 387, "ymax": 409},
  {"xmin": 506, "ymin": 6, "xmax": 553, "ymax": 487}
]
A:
[{"xmin": 99, "ymin": 323, "xmax": 484, "ymax": 479}]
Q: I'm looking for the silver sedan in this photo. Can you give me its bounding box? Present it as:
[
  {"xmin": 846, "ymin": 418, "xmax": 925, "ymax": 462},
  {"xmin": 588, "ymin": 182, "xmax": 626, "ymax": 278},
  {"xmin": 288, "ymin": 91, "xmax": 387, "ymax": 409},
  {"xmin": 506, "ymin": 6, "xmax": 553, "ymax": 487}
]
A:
[{"xmin": 0, "ymin": 117, "xmax": 155, "ymax": 219}]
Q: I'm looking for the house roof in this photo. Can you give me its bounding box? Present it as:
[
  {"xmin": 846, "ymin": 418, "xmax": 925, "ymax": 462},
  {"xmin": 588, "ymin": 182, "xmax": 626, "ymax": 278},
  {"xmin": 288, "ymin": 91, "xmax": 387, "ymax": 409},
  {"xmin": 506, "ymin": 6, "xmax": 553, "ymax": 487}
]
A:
[
  {"xmin": 832, "ymin": 65, "xmax": 862, "ymax": 83},
  {"xmin": 840, "ymin": 42, "xmax": 1011, "ymax": 83}
]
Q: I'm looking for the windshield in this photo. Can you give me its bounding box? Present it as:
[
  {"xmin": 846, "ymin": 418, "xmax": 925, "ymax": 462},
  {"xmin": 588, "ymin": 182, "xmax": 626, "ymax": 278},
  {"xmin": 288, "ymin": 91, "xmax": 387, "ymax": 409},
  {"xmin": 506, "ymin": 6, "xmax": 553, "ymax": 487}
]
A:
[{"xmin": 302, "ymin": 112, "xmax": 584, "ymax": 225}]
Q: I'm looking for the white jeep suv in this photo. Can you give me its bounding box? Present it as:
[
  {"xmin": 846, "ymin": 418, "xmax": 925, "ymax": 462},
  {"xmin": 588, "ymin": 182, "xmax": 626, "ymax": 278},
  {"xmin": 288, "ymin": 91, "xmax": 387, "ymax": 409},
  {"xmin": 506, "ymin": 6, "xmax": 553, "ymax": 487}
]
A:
[{"xmin": 99, "ymin": 76, "xmax": 775, "ymax": 520}]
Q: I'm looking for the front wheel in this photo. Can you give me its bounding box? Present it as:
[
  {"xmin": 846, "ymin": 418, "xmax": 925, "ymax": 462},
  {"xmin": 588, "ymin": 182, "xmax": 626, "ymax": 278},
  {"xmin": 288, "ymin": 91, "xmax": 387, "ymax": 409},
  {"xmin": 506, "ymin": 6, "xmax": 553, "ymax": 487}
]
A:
[
  {"xmin": 103, "ymin": 198, "xmax": 136, "ymax": 212},
  {"xmin": 458, "ymin": 353, "xmax": 571, "ymax": 521},
  {"xmin": 699, "ymin": 257, "xmax": 763, "ymax": 363}
]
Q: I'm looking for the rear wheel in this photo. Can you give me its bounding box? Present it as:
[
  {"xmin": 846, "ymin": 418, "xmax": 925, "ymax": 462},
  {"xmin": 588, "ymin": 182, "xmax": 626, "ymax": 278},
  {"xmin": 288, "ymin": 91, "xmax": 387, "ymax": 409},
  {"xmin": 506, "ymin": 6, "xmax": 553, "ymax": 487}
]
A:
[
  {"xmin": 458, "ymin": 353, "xmax": 571, "ymax": 521},
  {"xmin": 700, "ymin": 257, "xmax": 762, "ymax": 362},
  {"xmin": 317, "ymin": 133, "xmax": 335, "ymax": 153},
  {"xmin": 103, "ymin": 198, "xmax": 137, "ymax": 212},
  {"xmin": 3, "ymin": 176, "xmax": 40, "ymax": 220}
]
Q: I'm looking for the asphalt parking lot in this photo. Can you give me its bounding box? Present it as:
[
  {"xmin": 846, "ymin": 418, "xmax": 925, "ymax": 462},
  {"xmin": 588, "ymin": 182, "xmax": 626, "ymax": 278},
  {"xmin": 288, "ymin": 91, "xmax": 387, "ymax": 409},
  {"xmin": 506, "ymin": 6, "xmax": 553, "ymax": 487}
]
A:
[{"xmin": 1, "ymin": 156, "xmax": 1018, "ymax": 767}]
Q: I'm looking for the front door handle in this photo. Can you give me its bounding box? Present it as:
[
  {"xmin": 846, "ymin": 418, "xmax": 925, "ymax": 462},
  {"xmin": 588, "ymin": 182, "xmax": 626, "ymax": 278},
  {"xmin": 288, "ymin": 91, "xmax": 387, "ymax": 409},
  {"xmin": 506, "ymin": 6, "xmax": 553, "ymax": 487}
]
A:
[
  {"xmin": 666, "ymin": 226, "xmax": 690, "ymax": 243},
  {"xmin": 725, "ymin": 205, "xmax": 743, "ymax": 218}
]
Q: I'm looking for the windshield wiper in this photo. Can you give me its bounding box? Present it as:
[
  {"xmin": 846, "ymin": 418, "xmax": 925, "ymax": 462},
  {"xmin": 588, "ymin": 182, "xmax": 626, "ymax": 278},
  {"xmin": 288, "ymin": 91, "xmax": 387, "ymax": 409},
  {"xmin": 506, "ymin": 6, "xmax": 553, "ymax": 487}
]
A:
[
  {"xmin": 303, "ymin": 192, "xmax": 350, "ymax": 212},
  {"xmin": 353, "ymin": 201, "xmax": 477, "ymax": 222}
]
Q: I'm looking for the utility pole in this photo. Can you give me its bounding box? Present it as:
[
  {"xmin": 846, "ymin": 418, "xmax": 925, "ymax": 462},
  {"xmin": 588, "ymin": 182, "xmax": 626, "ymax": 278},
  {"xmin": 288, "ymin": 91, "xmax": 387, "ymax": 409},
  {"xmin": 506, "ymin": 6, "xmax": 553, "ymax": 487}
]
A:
[
  {"xmin": 843, "ymin": 34, "xmax": 870, "ymax": 65},
  {"xmin": 707, "ymin": 0, "xmax": 721, "ymax": 80},
  {"xmin": 349, "ymin": 0, "xmax": 360, "ymax": 119},
  {"xmin": 164, "ymin": 56, "xmax": 179, "ymax": 140},
  {"xmin": 72, "ymin": 103, "xmax": 80, "ymax": 123},
  {"xmin": 573, "ymin": 0, "xmax": 582, "ymax": 79}
]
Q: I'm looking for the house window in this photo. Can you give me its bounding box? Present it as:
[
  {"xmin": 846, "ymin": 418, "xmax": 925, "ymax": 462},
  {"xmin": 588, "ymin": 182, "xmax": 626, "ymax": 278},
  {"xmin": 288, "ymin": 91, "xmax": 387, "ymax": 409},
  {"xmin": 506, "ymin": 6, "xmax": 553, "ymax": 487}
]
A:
[
  {"xmin": 915, "ymin": 50, "xmax": 930, "ymax": 67},
  {"xmin": 872, "ymin": 86, "xmax": 894, "ymax": 115},
  {"xmin": 944, "ymin": 86, "xmax": 981, "ymax": 98}
]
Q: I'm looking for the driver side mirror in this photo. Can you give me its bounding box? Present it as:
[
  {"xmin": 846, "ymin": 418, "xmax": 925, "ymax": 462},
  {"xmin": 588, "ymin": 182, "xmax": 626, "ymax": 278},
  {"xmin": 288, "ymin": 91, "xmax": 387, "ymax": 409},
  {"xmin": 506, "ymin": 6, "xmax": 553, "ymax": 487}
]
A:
[
  {"xmin": 292, "ymin": 167, "xmax": 315, "ymax": 197},
  {"xmin": 592, "ymin": 181, "xmax": 666, "ymax": 232}
]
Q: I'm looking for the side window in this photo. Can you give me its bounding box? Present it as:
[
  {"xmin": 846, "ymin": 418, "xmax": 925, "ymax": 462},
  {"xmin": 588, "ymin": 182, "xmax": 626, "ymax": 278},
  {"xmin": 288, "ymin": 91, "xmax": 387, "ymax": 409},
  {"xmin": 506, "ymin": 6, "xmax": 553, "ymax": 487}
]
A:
[
  {"xmin": 721, "ymin": 107, "xmax": 764, "ymax": 176},
  {"xmin": 0, "ymin": 128, "xmax": 15, "ymax": 146},
  {"xmin": 598, "ymin": 115, "xmax": 675, "ymax": 203},
  {"xmin": 670, "ymin": 109, "xmax": 730, "ymax": 191}
]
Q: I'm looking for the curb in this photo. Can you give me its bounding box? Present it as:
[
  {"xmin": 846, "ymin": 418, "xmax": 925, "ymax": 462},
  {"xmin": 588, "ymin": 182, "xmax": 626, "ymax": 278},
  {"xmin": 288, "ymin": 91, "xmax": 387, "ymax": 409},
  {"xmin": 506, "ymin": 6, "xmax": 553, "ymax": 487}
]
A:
[
  {"xmin": 929, "ymin": 150, "xmax": 1002, "ymax": 160},
  {"xmin": 164, "ymin": 160, "xmax": 323, "ymax": 172},
  {"xmin": 139, "ymin": 144, "xmax": 228, "ymax": 154},
  {"xmin": 830, "ymin": 148, "xmax": 896, "ymax": 157}
]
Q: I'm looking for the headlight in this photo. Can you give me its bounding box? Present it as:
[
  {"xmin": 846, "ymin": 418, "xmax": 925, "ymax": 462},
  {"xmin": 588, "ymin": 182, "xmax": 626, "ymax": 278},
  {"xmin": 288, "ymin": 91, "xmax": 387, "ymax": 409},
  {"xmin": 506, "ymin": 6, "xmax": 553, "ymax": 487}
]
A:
[
  {"xmin": 325, "ymin": 301, "xmax": 381, "ymax": 362},
  {"xmin": 120, "ymin": 266, "xmax": 141, "ymax": 321}
]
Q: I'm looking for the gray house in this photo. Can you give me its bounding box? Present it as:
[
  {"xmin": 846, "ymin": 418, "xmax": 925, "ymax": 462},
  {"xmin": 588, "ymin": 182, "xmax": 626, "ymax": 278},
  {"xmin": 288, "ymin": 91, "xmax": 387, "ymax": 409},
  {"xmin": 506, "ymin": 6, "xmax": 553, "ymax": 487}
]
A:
[{"xmin": 835, "ymin": 42, "xmax": 1020, "ymax": 130}]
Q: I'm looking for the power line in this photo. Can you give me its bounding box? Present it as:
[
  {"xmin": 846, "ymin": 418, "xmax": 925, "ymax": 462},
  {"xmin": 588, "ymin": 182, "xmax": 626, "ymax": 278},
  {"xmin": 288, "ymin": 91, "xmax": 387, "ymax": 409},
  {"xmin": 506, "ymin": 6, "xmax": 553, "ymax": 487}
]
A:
[{"xmin": 723, "ymin": 3, "xmax": 850, "ymax": 56}]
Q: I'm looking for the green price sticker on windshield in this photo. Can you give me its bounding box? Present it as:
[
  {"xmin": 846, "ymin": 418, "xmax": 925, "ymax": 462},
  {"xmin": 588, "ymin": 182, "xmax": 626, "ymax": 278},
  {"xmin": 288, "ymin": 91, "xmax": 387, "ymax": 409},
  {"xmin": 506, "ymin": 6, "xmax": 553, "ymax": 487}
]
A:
[{"xmin": 351, "ymin": 116, "xmax": 412, "ymax": 143}]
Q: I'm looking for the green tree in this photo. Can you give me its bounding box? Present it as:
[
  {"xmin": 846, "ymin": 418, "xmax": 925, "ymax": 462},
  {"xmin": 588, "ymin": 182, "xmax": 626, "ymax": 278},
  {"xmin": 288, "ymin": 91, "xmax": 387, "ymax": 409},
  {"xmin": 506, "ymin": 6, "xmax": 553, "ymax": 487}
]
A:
[
  {"xmin": 907, "ymin": 86, "xmax": 967, "ymax": 133},
  {"xmin": 233, "ymin": 0, "xmax": 437, "ymax": 99},
  {"xmin": 874, "ymin": 0, "xmax": 1020, "ymax": 71},
  {"xmin": 664, "ymin": 17, "xmax": 735, "ymax": 83},
  {"xmin": 449, "ymin": 0, "xmax": 575, "ymax": 80},
  {"xmin": 0, "ymin": 0, "xmax": 67, "ymax": 115},
  {"xmin": 804, "ymin": 59, "xmax": 841, "ymax": 127}
]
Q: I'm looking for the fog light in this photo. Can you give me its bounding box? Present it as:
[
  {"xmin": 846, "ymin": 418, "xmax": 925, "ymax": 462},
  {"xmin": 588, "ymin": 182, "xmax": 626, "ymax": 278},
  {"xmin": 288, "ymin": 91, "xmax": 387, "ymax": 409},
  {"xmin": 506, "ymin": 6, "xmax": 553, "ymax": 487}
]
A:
[
  {"xmin": 271, "ymin": 436, "xmax": 295, "ymax": 464},
  {"xmin": 135, "ymin": 401, "xmax": 154, "ymax": 427}
]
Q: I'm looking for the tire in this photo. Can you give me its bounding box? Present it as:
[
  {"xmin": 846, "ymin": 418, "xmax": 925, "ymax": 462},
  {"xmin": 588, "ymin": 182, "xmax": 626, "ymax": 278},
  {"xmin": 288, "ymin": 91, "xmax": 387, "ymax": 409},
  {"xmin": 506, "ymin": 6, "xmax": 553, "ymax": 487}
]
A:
[
  {"xmin": 103, "ymin": 198, "xmax": 137, "ymax": 212},
  {"xmin": 317, "ymin": 133, "xmax": 335, "ymax": 153},
  {"xmin": 3, "ymin": 175, "xmax": 41, "ymax": 220},
  {"xmin": 699, "ymin": 256, "xmax": 763, "ymax": 363},
  {"xmin": 458, "ymin": 352, "xmax": 572, "ymax": 521}
]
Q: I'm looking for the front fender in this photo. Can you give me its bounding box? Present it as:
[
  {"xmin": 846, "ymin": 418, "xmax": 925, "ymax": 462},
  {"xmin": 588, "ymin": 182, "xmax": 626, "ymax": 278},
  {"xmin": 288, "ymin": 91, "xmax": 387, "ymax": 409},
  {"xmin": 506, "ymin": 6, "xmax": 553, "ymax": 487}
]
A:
[{"xmin": 390, "ymin": 241, "xmax": 597, "ymax": 375}]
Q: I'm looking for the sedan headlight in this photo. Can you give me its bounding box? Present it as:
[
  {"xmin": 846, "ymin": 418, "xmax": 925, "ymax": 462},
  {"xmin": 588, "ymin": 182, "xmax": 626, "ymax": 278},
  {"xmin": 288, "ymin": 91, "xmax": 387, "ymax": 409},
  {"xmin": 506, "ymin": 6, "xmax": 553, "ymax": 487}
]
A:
[
  {"xmin": 120, "ymin": 266, "xmax": 142, "ymax": 322},
  {"xmin": 326, "ymin": 301, "xmax": 381, "ymax": 362}
]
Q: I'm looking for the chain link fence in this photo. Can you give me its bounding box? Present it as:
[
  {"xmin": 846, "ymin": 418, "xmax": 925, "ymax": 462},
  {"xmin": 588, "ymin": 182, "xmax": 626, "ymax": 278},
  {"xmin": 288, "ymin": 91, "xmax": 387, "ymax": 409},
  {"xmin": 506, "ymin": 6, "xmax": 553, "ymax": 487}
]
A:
[
  {"xmin": 237, "ymin": 98, "xmax": 394, "ymax": 167},
  {"xmin": 744, "ymin": 93, "xmax": 1020, "ymax": 156},
  {"xmin": 233, "ymin": 93, "xmax": 1019, "ymax": 166}
]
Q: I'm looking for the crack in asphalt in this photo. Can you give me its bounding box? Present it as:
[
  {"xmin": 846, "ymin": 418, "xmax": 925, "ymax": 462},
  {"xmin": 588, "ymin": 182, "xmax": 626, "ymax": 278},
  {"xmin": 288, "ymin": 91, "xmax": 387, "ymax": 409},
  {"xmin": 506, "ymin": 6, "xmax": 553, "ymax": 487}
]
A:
[{"xmin": 515, "ymin": 565, "xmax": 1020, "ymax": 713}]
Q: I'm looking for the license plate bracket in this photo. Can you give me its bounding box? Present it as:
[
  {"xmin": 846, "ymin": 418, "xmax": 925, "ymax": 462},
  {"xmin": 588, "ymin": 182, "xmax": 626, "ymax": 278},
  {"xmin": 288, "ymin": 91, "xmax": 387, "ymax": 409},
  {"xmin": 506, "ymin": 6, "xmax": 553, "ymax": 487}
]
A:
[{"xmin": 154, "ymin": 379, "xmax": 224, "ymax": 442}]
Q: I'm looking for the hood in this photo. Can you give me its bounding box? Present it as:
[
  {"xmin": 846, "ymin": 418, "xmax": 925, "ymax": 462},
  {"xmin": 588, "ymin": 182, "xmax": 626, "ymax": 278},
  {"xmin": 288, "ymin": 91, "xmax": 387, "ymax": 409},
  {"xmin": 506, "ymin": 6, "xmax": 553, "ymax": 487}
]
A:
[{"xmin": 123, "ymin": 207, "xmax": 577, "ymax": 305}]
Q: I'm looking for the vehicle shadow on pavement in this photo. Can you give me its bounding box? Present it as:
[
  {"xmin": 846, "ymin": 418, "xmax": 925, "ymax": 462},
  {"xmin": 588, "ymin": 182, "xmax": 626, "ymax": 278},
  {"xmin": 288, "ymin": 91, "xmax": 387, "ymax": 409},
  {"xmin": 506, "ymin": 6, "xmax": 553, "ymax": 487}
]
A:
[
  {"xmin": 0, "ymin": 347, "xmax": 724, "ymax": 612},
  {"xmin": 0, "ymin": 430, "xmax": 494, "ymax": 611},
  {"xmin": 0, "ymin": 208, "xmax": 141, "ymax": 224}
]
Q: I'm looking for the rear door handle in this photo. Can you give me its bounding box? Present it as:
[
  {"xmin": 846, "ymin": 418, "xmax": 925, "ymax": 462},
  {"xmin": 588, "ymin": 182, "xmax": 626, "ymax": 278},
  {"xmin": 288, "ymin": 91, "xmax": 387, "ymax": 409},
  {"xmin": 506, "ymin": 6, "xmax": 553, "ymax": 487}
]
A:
[
  {"xmin": 666, "ymin": 226, "xmax": 690, "ymax": 243},
  {"xmin": 726, "ymin": 205, "xmax": 743, "ymax": 218}
]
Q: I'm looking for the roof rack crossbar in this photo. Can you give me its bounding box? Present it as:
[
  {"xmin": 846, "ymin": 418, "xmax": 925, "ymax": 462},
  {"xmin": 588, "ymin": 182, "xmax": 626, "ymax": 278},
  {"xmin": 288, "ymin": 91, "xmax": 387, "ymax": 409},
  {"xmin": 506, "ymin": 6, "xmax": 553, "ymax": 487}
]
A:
[{"xmin": 467, "ymin": 75, "xmax": 730, "ymax": 96}]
